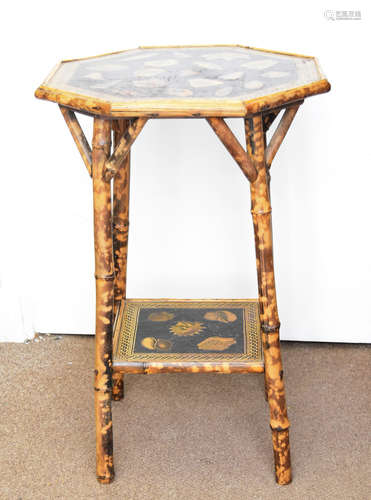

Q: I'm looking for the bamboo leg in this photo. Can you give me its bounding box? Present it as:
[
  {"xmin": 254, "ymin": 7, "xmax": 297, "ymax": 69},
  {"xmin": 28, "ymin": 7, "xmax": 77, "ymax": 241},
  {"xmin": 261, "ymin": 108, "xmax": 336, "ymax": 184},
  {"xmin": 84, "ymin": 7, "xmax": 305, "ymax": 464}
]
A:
[
  {"xmin": 245, "ymin": 114, "xmax": 292, "ymax": 485},
  {"xmin": 111, "ymin": 119, "xmax": 131, "ymax": 401},
  {"xmin": 92, "ymin": 117, "xmax": 115, "ymax": 484}
]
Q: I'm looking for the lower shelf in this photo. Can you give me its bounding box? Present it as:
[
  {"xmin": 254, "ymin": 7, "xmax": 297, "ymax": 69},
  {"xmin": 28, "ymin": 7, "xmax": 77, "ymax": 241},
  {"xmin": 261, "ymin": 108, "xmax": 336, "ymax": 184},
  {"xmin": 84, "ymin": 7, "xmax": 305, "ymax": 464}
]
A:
[{"xmin": 112, "ymin": 299, "xmax": 264, "ymax": 374}]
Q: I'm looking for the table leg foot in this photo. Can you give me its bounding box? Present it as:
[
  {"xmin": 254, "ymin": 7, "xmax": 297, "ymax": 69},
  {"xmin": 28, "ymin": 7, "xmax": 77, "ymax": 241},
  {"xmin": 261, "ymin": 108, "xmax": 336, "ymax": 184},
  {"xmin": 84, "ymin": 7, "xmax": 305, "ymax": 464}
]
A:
[
  {"xmin": 265, "ymin": 333, "xmax": 292, "ymax": 485},
  {"xmin": 97, "ymin": 473, "xmax": 115, "ymax": 484},
  {"xmin": 95, "ymin": 383, "xmax": 115, "ymax": 483},
  {"xmin": 272, "ymin": 428, "xmax": 292, "ymax": 485}
]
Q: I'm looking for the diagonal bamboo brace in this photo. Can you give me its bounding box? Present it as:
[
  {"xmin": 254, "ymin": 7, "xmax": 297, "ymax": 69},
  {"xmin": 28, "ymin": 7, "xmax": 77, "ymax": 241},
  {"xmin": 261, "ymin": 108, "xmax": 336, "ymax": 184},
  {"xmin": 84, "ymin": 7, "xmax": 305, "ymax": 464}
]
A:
[
  {"xmin": 103, "ymin": 117, "xmax": 147, "ymax": 180},
  {"xmin": 206, "ymin": 117, "xmax": 257, "ymax": 183},
  {"xmin": 263, "ymin": 110, "xmax": 281, "ymax": 132},
  {"xmin": 265, "ymin": 103, "xmax": 301, "ymax": 168},
  {"xmin": 59, "ymin": 105, "xmax": 92, "ymax": 176}
]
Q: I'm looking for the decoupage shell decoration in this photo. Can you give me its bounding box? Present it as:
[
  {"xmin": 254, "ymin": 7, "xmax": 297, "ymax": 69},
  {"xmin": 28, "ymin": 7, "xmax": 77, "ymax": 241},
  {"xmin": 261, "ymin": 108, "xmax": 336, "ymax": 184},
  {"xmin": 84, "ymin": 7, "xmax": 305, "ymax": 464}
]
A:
[
  {"xmin": 204, "ymin": 310, "xmax": 237, "ymax": 323},
  {"xmin": 197, "ymin": 337, "xmax": 236, "ymax": 351},
  {"xmin": 148, "ymin": 311, "xmax": 175, "ymax": 322},
  {"xmin": 169, "ymin": 321, "xmax": 205, "ymax": 336},
  {"xmin": 141, "ymin": 337, "xmax": 172, "ymax": 351}
]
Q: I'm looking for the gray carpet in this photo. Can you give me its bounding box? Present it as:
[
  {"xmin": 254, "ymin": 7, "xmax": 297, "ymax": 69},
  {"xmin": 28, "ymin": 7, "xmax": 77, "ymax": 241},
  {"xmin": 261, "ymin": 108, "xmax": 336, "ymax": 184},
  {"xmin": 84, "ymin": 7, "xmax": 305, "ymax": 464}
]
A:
[{"xmin": 0, "ymin": 335, "xmax": 369, "ymax": 499}]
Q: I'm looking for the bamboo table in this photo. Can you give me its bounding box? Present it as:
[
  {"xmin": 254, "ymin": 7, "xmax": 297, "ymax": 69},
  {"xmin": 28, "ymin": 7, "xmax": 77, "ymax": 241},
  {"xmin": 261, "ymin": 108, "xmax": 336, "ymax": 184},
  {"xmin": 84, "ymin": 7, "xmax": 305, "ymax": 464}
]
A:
[{"xmin": 35, "ymin": 45, "xmax": 330, "ymax": 485}]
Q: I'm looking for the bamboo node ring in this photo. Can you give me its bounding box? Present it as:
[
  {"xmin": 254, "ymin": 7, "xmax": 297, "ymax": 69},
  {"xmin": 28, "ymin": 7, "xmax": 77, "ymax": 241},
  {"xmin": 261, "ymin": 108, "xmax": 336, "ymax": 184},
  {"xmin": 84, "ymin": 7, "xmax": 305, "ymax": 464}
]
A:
[
  {"xmin": 270, "ymin": 423, "xmax": 290, "ymax": 432},
  {"xmin": 251, "ymin": 209, "xmax": 272, "ymax": 215},
  {"xmin": 94, "ymin": 272, "xmax": 115, "ymax": 281},
  {"xmin": 261, "ymin": 322, "xmax": 281, "ymax": 334}
]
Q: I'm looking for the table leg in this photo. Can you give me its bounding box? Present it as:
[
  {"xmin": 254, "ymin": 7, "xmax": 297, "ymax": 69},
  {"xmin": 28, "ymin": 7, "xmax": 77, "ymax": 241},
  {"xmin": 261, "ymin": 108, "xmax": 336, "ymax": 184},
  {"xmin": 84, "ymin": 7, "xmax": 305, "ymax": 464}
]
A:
[
  {"xmin": 245, "ymin": 114, "xmax": 292, "ymax": 485},
  {"xmin": 111, "ymin": 119, "xmax": 131, "ymax": 401},
  {"xmin": 92, "ymin": 117, "xmax": 115, "ymax": 483}
]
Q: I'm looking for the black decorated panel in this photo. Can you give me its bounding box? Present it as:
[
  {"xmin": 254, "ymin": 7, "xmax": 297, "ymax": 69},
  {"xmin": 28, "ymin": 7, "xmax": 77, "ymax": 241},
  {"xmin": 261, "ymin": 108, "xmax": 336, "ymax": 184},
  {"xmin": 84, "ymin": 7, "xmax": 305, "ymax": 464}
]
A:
[
  {"xmin": 113, "ymin": 300, "xmax": 262, "ymax": 363},
  {"xmin": 134, "ymin": 307, "xmax": 245, "ymax": 354},
  {"xmin": 46, "ymin": 47, "xmax": 321, "ymax": 103}
]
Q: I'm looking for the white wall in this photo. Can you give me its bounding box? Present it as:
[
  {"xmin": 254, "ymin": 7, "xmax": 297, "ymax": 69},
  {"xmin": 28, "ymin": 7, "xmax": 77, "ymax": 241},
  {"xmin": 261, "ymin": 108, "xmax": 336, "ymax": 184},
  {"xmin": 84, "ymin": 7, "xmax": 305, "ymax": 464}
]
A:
[{"xmin": 1, "ymin": 0, "xmax": 369, "ymax": 342}]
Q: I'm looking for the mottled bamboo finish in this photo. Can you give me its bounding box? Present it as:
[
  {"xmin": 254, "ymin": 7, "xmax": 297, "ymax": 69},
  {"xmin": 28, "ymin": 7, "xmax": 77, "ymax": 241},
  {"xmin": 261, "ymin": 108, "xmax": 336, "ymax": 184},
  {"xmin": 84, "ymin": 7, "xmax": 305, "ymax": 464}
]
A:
[
  {"xmin": 113, "ymin": 361, "xmax": 264, "ymax": 375},
  {"xmin": 92, "ymin": 118, "xmax": 115, "ymax": 484},
  {"xmin": 245, "ymin": 114, "xmax": 291, "ymax": 485},
  {"xmin": 111, "ymin": 118, "xmax": 131, "ymax": 401},
  {"xmin": 36, "ymin": 62, "xmax": 330, "ymax": 119},
  {"xmin": 112, "ymin": 119, "xmax": 131, "ymax": 313},
  {"xmin": 104, "ymin": 118, "xmax": 147, "ymax": 180}
]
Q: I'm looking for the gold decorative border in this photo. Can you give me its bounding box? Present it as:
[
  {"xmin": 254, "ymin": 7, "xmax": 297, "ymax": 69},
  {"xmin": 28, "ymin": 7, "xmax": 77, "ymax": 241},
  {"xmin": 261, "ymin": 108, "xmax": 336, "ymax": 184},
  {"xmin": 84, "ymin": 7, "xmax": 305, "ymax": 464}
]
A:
[{"xmin": 113, "ymin": 299, "xmax": 262, "ymax": 364}]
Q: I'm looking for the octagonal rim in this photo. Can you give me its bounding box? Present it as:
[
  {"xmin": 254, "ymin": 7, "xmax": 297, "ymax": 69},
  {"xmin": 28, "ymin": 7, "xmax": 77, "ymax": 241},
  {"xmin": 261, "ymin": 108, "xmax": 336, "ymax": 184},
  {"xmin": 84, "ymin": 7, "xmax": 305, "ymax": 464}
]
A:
[{"xmin": 35, "ymin": 44, "xmax": 330, "ymax": 118}]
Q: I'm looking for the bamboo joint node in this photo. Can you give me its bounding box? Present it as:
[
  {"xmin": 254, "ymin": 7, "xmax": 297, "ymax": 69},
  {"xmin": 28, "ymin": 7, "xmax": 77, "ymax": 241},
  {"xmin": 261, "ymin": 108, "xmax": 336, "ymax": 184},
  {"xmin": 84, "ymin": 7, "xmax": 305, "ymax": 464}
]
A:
[
  {"xmin": 251, "ymin": 209, "xmax": 272, "ymax": 215},
  {"xmin": 94, "ymin": 272, "xmax": 115, "ymax": 281},
  {"xmin": 261, "ymin": 322, "xmax": 281, "ymax": 334},
  {"xmin": 270, "ymin": 423, "xmax": 290, "ymax": 432}
]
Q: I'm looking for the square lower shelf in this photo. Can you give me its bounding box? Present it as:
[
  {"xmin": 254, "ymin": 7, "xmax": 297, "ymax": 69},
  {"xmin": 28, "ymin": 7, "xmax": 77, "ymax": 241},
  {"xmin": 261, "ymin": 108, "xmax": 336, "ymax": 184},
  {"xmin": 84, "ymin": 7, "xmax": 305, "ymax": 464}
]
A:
[{"xmin": 113, "ymin": 299, "xmax": 264, "ymax": 374}]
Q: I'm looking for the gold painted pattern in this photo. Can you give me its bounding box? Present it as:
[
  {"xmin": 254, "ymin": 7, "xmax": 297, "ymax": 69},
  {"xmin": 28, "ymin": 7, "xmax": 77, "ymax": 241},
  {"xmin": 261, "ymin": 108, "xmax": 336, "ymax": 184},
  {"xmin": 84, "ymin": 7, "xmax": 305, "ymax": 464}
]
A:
[
  {"xmin": 113, "ymin": 299, "xmax": 262, "ymax": 364},
  {"xmin": 169, "ymin": 321, "xmax": 206, "ymax": 336}
]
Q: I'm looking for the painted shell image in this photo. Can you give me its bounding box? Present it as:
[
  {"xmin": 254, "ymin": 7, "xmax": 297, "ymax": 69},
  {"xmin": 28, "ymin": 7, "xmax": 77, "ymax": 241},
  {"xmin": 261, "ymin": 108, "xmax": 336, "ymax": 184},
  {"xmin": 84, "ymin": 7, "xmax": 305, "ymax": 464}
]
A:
[
  {"xmin": 147, "ymin": 311, "xmax": 175, "ymax": 322},
  {"xmin": 197, "ymin": 337, "xmax": 236, "ymax": 351},
  {"xmin": 204, "ymin": 310, "xmax": 237, "ymax": 323},
  {"xmin": 141, "ymin": 337, "xmax": 172, "ymax": 351},
  {"xmin": 169, "ymin": 321, "xmax": 205, "ymax": 336}
]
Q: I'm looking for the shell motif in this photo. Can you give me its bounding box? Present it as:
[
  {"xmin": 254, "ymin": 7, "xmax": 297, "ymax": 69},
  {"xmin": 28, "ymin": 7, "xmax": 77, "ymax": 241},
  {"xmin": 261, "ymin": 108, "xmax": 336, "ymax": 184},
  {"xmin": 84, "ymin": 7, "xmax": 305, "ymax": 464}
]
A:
[
  {"xmin": 197, "ymin": 337, "xmax": 236, "ymax": 351},
  {"xmin": 203, "ymin": 310, "xmax": 237, "ymax": 323},
  {"xmin": 156, "ymin": 339, "xmax": 172, "ymax": 350},
  {"xmin": 148, "ymin": 311, "xmax": 175, "ymax": 322},
  {"xmin": 169, "ymin": 321, "xmax": 205, "ymax": 336},
  {"xmin": 141, "ymin": 337, "xmax": 172, "ymax": 351},
  {"xmin": 141, "ymin": 337, "xmax": 156, "ymax": 350}
]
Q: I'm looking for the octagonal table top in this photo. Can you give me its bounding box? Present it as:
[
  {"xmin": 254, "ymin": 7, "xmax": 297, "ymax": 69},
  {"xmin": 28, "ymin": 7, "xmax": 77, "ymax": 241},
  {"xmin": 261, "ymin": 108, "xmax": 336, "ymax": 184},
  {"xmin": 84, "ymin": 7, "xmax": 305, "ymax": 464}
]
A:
[{"xmin": 35, "ymin": 45, "xmax": 330, "ymax": 118}]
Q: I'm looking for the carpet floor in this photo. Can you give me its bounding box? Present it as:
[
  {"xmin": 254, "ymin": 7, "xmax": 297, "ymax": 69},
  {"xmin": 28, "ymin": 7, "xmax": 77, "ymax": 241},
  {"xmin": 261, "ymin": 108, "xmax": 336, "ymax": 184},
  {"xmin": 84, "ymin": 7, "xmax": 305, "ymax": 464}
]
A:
[{"xmin": 0, "ymin": 336, "xmax": 369, "ymax": 500}]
